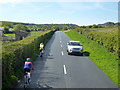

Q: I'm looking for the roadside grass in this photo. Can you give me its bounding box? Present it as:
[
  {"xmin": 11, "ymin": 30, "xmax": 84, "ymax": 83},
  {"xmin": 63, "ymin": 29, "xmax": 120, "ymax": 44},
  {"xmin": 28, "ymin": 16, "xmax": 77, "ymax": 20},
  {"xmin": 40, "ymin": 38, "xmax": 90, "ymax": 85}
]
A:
[{"xmin": 65, "ymin": 30, "xmax": 118, "ymax": 86}]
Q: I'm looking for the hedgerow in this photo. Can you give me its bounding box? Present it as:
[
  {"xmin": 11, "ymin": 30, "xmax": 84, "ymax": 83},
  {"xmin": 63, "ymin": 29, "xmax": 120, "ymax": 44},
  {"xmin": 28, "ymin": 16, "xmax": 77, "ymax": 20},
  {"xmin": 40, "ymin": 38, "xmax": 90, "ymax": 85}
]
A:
[
  {"xmin": 74, "ymin": 27, "xmax": 118, "ymax": 56},
  {"xmin": 2, "ymin": 30, "xmax": 55, "ymax": 88}
]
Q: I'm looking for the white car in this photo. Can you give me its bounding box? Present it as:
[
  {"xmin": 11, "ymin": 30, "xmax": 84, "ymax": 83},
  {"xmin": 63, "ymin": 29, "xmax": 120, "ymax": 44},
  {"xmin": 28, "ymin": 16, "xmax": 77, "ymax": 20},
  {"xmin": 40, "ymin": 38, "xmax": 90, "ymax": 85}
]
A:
[{"xmin": 67, "ymin": 41, "xmax": 83, "ymax": 55}]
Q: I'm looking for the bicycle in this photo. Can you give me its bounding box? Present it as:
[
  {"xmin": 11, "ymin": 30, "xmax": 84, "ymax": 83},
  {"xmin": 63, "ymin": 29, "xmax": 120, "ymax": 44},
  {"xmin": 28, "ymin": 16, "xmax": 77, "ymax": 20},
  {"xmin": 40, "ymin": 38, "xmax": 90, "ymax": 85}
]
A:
[
  {"xmin": 40, "ymin": 50, "xmax": 44, "ymax": 57},
  {"xmin": 24, "ymin": 71, "xmax": 30, "ymax": 88}
]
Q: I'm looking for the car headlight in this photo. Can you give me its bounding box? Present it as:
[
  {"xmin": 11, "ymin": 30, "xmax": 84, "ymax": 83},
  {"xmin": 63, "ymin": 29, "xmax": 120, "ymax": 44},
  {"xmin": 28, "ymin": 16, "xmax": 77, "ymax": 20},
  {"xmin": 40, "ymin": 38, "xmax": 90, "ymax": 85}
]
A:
[
  {"xmin": 70, "ymin": 49, "xmax": 72, "ymax": 52},
  {"xmin": 81, "ymin": 48, "xmax": 83, "ymax": 52},
  {"xmin": 80, "ymin": 48, "xmax": 83, "ymax": 52}
]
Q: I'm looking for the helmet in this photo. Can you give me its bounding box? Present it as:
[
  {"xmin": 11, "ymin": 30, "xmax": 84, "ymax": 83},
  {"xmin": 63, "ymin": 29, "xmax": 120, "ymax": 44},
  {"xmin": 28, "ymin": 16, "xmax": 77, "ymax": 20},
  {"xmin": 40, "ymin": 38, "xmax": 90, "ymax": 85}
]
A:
[
  {"xmin": 41, "ymin": 43, "xmax": 43, "ymax": 45},
  {"xmin": 26, "ymin": 58, "xmax": 30, "ymax": 61}
]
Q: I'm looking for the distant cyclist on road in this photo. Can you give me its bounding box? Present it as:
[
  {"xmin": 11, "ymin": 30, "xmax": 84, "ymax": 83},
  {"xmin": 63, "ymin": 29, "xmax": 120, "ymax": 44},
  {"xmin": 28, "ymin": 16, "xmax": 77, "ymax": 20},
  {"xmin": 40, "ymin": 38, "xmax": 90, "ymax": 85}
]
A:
[
  {"xmin": 24, "ymin": 58, "xmax": 34, "ymax": 81},
  {"xmin": 39, "ymin": 43, "xmax": 44, "ymax": 56}
]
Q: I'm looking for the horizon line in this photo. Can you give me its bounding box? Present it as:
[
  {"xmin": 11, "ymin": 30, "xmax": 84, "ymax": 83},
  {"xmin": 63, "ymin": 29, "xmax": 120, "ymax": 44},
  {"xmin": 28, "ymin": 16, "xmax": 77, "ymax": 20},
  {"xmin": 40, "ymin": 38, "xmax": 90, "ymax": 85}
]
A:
[{"xmin": 0, "ymin": 20, "xmax": 118, "ymax": 26}]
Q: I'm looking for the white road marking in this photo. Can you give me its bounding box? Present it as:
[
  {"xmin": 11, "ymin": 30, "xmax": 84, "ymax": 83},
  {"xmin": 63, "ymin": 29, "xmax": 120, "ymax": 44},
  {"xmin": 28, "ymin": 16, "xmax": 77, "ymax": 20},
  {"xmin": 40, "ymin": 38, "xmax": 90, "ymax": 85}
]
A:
[
  {"xmin": 61, "ymin": 51, "xmax": 64, "ymax": 55},
  {"xmin": 63, "ymin": 65, "xmax": 67, "ymax": 75},
  {"xmin": 61, "ymin": 45, "xmax": 62, "ymax": 47},
  {"xmin": 60, "ymin": 41, "xmax": 62, "ymax": 43}
]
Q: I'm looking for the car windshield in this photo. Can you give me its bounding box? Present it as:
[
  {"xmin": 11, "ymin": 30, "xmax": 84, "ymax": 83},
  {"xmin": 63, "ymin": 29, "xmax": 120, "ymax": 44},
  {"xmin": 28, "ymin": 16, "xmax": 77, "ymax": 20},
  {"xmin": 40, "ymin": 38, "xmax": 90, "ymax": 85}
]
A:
[{"xmin": 69, "ymin": 42, "xmax": 81, "ymax": 46}]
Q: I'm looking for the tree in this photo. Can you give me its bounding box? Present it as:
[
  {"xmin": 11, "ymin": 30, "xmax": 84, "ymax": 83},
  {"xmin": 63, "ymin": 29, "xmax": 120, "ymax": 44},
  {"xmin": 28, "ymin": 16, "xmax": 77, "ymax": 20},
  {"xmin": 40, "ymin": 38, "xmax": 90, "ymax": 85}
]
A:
[
  {"xmin": 23, "ymin": 25, "xmax": 30, "ymax": 32},
  {"xmin": 14, "ymin": 24, "xmax": 23, "ymax": 32},
  {"xmin": 41, "ymin": 28, "xmax": 45, "ymax": 31},
  {"xmin": 46, "ymin": 28, "xmax": 51, "ymax": 30},
  {"xmin": 81, "ymin": 26, "xmax": 86, "ymax": 28},
  {"xmin": 14, "ymin": 24, "xmax": 30, "ymax": 32},
  {"xmin": 52, "ymin": 26, "xmax": 60, "ymax": 31},
  {"xmin": 88, "ymin": 25, "xmax": 93, "ymax": 28},
  {"xmin": 37, "ymin": 28, "xmax": 41, "ymax": 31},
  {"xmin": 97, "ymin": 25, "xmax": 102, "ymax": 28},
  {"xmin": 63, "ymin": 27, "xmax": 68, "ymax": 30},
  {"xmin": 92, "ymin": 24, "xmax": 102, "ymax": 28},
  {"xmin": 2, "ymin": 22, "xmax": 13, "ymax": 33},
  {"xmin": 75, "ymin": 27, "xmax": 85, "ymax": 34},
  {"xmin": 2, "ymin": 22, "xmax": 13, "ymax": 28},
  {"xmin": 4, "ymin": 26, "xmax": 9, "ymax": 34},
  {"xmin": 75, "ymin": 27, "xmax": 80, "ymax": 32}
]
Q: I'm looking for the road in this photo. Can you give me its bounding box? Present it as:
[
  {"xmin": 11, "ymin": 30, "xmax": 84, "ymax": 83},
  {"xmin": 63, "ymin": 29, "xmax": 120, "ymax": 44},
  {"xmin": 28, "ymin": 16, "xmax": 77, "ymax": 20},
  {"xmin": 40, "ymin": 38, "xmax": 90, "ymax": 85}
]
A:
[{"xmin": 15, "ymin": 31, "xmax": 118, "ymax": 88}]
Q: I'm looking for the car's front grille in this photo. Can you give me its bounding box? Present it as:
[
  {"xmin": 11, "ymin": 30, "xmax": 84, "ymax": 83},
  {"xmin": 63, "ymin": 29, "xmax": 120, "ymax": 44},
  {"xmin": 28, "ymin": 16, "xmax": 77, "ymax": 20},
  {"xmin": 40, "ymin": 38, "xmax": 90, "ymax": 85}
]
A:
[{"xmin": 73, "ymin": 48, "xmax": 80, "ymax": 50}]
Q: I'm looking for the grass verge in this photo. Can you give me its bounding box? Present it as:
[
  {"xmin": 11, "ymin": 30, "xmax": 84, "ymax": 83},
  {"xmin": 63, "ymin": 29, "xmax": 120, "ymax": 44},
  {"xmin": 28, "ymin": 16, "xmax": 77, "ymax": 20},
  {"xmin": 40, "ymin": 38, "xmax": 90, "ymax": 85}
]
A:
[{"xmin": 65, "ymin": 30, "xmax": 118, "ymax": 86}]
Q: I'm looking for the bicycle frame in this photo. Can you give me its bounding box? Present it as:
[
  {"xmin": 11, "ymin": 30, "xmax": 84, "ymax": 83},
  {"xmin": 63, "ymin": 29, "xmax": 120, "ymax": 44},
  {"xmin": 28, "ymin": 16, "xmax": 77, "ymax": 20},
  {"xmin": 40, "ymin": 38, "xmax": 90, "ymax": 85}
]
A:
[{"xmin": 24, "ymin": 71, "xmax": 30, "ymax": 88}]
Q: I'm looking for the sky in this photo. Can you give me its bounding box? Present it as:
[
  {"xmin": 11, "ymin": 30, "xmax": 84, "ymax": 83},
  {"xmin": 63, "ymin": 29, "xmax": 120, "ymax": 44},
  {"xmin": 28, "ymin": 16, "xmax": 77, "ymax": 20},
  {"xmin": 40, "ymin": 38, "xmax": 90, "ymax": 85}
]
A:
[{"xmin": 0, "ymin": 0, "xmax": 119, "ymax": 26}]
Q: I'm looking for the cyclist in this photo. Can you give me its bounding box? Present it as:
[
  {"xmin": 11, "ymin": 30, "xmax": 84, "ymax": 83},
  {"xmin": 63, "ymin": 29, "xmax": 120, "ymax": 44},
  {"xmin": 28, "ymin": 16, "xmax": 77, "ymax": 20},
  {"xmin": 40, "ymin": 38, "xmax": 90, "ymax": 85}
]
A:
[
  {"xmin": 24, "ymin": 58, "xmax": 34, "ymax": 81},
  {"xmin": 39, "ymin": 43, "xmax": 44, "ymax": 56}
]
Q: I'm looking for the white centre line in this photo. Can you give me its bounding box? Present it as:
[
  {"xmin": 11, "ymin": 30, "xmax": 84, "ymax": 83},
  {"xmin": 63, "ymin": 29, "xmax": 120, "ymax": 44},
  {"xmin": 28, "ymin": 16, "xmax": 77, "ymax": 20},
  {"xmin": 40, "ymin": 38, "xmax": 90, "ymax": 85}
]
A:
[
  {"xmin": 63, "ymin": 65, "xmax": 67, "ymax": 75},
  {"xmin": 61, "ymin": 45, "xmax": 62, "ymax": 47},
  {"xmin": 61, "ymin": 51, "xmax": 64, "ymax": 55}
]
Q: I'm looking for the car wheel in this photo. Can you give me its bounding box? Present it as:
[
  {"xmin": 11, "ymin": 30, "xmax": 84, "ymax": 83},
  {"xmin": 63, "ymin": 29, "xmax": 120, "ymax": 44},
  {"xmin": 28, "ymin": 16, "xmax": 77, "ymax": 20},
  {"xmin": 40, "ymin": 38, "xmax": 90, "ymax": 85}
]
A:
[
  {"xmin": 68, "ymin": 52, "xmax": 70, "ymax": 55},
  {"xmin": 81, "ymin": 53, "xmax": 83, "ymax": 56}
]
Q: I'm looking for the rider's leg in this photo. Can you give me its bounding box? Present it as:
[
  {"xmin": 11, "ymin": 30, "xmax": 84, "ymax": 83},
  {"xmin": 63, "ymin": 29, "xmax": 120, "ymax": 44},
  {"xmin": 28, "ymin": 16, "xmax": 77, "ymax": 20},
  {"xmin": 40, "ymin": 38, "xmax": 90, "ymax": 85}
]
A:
[
  {"xmin": 40, "ymin": 49, "xmax": 41, "ymax": 55},
  {"xmin": 28, "ymin": 72, "xmax": 31, "ymax": 79},
  {"xmin": 24, "ymin": 75, "xmax": 27, "ymax": 78},
  {"xmin": 24, "ymin": 69, "xmax": 27, "ymax": 78}
]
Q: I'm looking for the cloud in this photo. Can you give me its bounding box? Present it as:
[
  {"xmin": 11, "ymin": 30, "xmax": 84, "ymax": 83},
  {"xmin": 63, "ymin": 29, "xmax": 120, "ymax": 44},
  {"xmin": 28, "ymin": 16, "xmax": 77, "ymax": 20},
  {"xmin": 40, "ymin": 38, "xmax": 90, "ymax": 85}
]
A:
[{"xmin": 0, "ymin": 0, "xmax": 119, "ymax": 4}]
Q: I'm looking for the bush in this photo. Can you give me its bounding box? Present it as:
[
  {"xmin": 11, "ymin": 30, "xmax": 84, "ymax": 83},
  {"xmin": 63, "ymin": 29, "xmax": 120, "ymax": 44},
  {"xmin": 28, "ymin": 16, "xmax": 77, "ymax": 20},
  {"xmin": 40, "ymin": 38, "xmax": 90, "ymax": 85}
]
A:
[
  {"xmin": 2, "ymin": 30, "xmax": 55, "ymax": 88},
  {"xmin": 11, "ymin": 75, "xmax": 18, "ymax": 85},
  {"xmin": 78, "ymin": 27, "xmax": 118, "ymax": 55}
]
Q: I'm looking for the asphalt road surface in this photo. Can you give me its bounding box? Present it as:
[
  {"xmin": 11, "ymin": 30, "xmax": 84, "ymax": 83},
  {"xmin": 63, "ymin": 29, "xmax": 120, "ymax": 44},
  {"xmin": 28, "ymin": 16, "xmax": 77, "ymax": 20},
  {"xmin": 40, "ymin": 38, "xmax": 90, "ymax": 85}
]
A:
[{"xmin": 15, "ymin": 31, "xmax": 118, "ymax": 89}]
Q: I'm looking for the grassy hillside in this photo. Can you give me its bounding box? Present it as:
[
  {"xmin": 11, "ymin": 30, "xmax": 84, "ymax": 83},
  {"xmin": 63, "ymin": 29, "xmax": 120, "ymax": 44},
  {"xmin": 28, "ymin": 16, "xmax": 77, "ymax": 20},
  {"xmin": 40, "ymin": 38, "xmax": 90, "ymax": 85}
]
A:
[
  {"xmin": 0, "ymin": 21, "xmax": 78, "ymax": 32},
  {"xmin": 65, "ymin": 30, "xmax": 118, "ymax": 86}
]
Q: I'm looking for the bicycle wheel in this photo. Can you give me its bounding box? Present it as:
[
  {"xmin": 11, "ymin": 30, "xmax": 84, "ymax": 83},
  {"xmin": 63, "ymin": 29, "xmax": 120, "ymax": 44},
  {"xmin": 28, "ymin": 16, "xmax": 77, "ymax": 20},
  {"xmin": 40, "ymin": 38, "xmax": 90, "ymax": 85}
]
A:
[
  {"xmin": 24, "ymin": 75, "xmax": 28, "ymax": 88},
  {"xmin": 28, "ymin": 78, "xmax": 30, "ymax": 84}
]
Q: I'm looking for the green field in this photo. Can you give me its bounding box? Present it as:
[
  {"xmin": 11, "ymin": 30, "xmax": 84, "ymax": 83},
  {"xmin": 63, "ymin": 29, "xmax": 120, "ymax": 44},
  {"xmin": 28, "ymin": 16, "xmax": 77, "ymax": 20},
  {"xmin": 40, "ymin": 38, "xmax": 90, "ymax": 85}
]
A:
[
  {"xmin": 4, "ymin": 33, "xmax": 15, "ymax": 37},
  {"xmin": 30, "ymin": 31, "xmax": 44, "ymax": 35},
  {"xmin": 65, "ymin": 30, "xmax": 118, "ymax": 86},
  {"xmin": 4, "ymin": 31, "xmax": 43, "ymax": 38}
]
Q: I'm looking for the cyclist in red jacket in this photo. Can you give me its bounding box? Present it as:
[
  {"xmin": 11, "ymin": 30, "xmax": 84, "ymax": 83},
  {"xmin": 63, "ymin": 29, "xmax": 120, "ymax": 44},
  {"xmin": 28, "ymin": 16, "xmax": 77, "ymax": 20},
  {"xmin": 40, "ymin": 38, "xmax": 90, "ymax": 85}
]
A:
[{"xmin": 24, "ymin": 58, "xmax": 34, "ymax": 80}]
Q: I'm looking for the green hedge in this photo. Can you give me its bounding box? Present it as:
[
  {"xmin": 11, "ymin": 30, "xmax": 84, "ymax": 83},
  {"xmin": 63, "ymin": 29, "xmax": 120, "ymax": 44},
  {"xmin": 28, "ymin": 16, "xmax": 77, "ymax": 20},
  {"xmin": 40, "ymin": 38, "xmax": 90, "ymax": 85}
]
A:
[
  {"xmin": 86, "ymin": 30, "xmax": 118, "ymax": 54},
  {"xmin": 2, "ymin": 30, "xmax": 55, "ymax": 88},
  {"xmin": 74, "ymin": 27, "xmax": 118, "ymax": 55}
]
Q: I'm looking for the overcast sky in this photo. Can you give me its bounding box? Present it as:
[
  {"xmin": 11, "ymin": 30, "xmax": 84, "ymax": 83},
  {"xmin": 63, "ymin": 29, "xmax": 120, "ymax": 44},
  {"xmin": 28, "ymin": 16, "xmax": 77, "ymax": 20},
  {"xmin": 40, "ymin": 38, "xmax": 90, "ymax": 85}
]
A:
[{"xmin": 0, "ymin": 0, "xmax": 119, "ymax": 26}]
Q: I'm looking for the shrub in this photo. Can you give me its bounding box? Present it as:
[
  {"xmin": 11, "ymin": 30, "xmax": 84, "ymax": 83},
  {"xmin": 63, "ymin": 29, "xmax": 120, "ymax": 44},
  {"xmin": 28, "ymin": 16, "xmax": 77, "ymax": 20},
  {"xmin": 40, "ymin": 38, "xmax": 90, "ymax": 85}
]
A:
[{"xmin": 2, "ymin": 30, "xmax": 55, "ymax": 88}]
